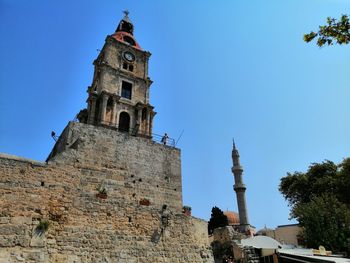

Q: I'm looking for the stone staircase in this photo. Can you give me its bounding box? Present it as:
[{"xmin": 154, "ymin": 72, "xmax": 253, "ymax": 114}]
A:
[{"xmin": 242, "ymin": 246, "xmax": 260, "ymax": 263}]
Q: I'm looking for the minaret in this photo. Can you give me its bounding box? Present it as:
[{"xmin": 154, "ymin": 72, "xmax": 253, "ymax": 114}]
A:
[{"xmin": 231, "ymin": 140, "xmax": 250, "ymax": 232}]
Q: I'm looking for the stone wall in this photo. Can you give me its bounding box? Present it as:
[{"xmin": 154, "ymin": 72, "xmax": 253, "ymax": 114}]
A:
[
  {"xmin": 0, "ymin": 122, "xmax": 214, "ymax": 262},
  {"xmin": 47, "ymin": 122, "xmax": 182, "ymax": 211}
]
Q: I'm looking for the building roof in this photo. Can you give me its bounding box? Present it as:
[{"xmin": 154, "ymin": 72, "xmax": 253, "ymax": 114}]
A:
[
  {"xmin": 256, "ymin": 227, "xmax": 275, "ymax": 236},
  {"xmin": 278, "ymin": 248, "xmax": 350, "ymax": 263},
  {"xmin": 224, "ymin": 211, "xmax": 240, "ymax": 225},
  {"xmin": 112, "ymin": 11, "xmax": 142, "ymax": 50},
  {"xmin": 277, "ymin": 223, "xmax": 300, "ymax": 228},
  {"xmin": 111, "ymin": 31, "xmax": 142, "ymax": 50},
  {"xmin": 241, "ymin": 236, "xmax": 282, "ymax": 249}
]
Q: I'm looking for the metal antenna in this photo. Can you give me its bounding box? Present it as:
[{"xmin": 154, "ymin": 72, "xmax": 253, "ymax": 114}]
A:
[
  {"xmin": 175, "ymin": 130, "xmax": 185, "ymax": 147},
  {"xmin": 232, "ymin": 138, "xmax": 236, "ymax": 150},
  {"xmin": 51, "ymin": 131, "xmax": 58, "ymax": 142}
]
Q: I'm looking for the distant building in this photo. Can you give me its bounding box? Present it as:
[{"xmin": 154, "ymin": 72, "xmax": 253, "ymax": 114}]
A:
[
  {"xmin": 224, "ymin": 211, "xmax": 240, "ymax": 226},
  {"xmin": 275, "ymin": 224, "xmax": 301, "ymax": 246},
  {"xmin": 256, "ymin": 224, "xmax": 301, "ymax": 246}
]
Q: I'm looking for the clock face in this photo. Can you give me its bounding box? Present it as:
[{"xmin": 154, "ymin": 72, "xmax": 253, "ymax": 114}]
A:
[{"xmin": 123, "ymin": 52, "xmax": 135, "ymax": 62}]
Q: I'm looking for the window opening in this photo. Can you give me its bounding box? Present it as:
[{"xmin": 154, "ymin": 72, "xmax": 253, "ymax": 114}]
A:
[
  {"xmin": 123, "ymin": 36, "xmax": 136, "ymax": 46},
  {"xmin": 123, "ymin": 62, "xmax": 128, "ymax": 69},
  {"xmin": 119, "ymin": 112, "xmax": 130, "ymax": 132},
  {"xmin": 121, "ymin": 81, "xmax": 132, "ymax": 100},
  {"xmin": 129, "ymin": 65, "xmax": 134, "ymax": 72}
]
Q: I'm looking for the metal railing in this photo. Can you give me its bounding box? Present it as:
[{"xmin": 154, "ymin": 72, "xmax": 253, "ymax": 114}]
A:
[
  {"xmin": 152, "ymin": 133, "xmax": 176, "ymax": 147},
  {"xmin": 73, "ymin": 119, "xmax": 176, "ymax": 147}
]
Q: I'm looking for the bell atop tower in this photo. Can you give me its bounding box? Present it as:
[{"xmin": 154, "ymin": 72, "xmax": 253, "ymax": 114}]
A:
[
  {"xmin": 117, "ymin": 10, "xmax": 134, "ymax": 34},
  {"xmin": 111, "ymin": 11, "xmax": 141, "ymax": 50}
]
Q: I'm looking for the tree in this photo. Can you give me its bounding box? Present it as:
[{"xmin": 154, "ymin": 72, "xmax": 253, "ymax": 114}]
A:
[
  {"xmin": 208, "ymin": 206, "xmax": 229, "ymax": 234},
  {"xmin": 279, "ymin": 159, "xmax": 350, "ymax": 255},
  {"xmin": 304, "ymin": 15, "xmax": 350, "ymax": 47},
  {"xmin": 294, "ymin": 194, "xmax": 350, "ymax": 252}
]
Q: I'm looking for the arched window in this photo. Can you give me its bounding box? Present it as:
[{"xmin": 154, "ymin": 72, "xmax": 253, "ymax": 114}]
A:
[{"xmin": 119, "ymin": 112, "xmax": 130, "ymax": 132}]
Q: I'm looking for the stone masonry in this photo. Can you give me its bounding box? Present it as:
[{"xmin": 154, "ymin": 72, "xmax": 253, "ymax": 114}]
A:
[
  {"xmin": 0, "ymin": 122, "xmax": 214, "ymax": 262},
  {"xmin": 0, "ymin": 12, "xmax": 215, "ymax": 262}
]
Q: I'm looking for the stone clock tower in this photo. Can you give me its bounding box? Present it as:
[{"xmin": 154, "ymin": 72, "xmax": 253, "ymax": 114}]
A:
[
  {"xmin": 0, "ymin": 11, "xmax": 215, "ymax": 263},
  {"xmin": 84, "ymin": 11, "xmax": 155, "ymax": 138}
]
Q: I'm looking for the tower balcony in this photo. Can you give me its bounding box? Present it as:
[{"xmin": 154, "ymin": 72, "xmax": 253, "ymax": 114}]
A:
[{"xmin": 234, "ymin": 183, "xmax": 247, "ymax": 192}]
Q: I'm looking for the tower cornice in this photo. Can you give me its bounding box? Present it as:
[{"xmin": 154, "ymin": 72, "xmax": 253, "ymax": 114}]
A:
[
  {"xmin": 106, "ymin": 36, "xmax": 151, "ymax": 56},
  {"xmin": 95, "ymin": 62, "xmax": 153, "ymax": 85}
]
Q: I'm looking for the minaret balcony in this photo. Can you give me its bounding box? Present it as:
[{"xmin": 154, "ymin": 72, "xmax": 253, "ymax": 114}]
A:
[
  {"xmin": 232, "ymin": 166, "xmax": 243, "ymax": 173},
  {"xmin": 234, "ymin": 184, "xmax": 247, "ymax": 191}
]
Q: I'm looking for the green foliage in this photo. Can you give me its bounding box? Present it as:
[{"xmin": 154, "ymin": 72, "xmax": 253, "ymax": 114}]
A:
[
  {"xmin": 295, "ymin": 194, "xmax": 350, "ymax": 253},
  {"xmin": 304, "ymin": 15, "xmax": 350, "ymax": 47},
  {"xmin": 36, "ymin": 220, "xmax": 50, "ymax": 234},
  {"xmin": 182, "ymin": 205, "xmax": 192, "ymax": 211},
  {"xmin": 98, "ymin": 187, "xmax": 107, "ymax": 194},
  {"xmin": 279, "ymin": 159, "xmax": 350, "ymax": 255},
  {"xmin": 208, "ymin": 206, "xmax": 229, "ymax": 235}
]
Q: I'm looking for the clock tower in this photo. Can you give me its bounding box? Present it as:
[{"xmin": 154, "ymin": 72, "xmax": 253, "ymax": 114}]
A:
[{"xmin": 82, "ymin": 11, "xmax": 155, "ymax": 138}]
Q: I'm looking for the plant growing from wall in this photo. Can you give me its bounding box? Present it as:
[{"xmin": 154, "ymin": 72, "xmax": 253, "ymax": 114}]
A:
[
  {"xmin": 96, "ymin": 186, "xmax": 108, "ymax": 199},
  {"xmin": 182, "ymin": 205, "xmax": 192, "ymax": 216},
  {"xmin": 139, "ymin": 198, "xmax": 150, "ymax": 206},
  {"xmin": 35, "ymin": 220, "xmax": 50, "ymax": 236}
]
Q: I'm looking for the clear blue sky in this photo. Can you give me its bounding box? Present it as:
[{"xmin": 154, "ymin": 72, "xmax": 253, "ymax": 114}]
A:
[{"xmin": 1, "ymin": 0, "xmax": 349, "ymax": 230}]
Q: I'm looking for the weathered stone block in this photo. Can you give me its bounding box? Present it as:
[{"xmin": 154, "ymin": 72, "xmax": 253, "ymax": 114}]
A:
[{"xmin": 11, "ymin": 216, "xmax": 32, "ymax": 225}]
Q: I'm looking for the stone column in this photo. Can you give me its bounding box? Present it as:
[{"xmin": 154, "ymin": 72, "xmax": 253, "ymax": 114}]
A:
[
  {"xmin": 149, "ymin": 111, "xmax": 155, "ymax": 136},
  {"xmin": 99, "ymin": 93, "xmax": 108, "ymax": 125},
  {"xmin": 88, "ymin": 96, "xmax": 97, "ymax": 125},
  {"xmin": 137, "ymin": 107, "xmax": 142, "ymax": 135},
  {"xmin": 137, "ymin": 108, "xmax": 142, "ymax": 125},
  {"xmin": 146, "ymin": 109, "xmax": 151, "ymax": 136},
  {"xmin": 111, "ymin": 97, "xmax": 118, "ymax": 126}
]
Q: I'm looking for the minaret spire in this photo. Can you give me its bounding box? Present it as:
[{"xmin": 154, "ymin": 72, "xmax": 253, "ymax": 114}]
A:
[{"xmin": 231, "ymin": 140, "xmax": 250, "ymax": 233}]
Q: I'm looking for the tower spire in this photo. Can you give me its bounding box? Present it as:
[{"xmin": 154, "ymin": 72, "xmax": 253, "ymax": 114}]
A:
[
  {"xmin": 231, "ymin": 140, "xmax": 250, "ymax": 233},
  {"xmin": 116, "ymin": 10, "xmax": 134, "ymax": 35}
]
